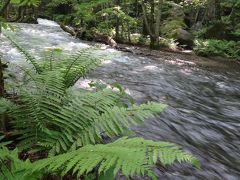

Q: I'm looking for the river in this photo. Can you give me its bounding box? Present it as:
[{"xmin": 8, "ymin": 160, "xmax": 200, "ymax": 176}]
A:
[{"xmin": 0, "ymin": 19, "xmax": 240, "ymax": 179}]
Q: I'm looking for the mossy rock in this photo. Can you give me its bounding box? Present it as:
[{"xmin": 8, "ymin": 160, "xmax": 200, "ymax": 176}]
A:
[{"xmin": 204, "ymin": 22, "xmax": 226, "ymax": 39}]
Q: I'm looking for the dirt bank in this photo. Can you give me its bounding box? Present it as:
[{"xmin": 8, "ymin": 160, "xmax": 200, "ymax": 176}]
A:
[{"xmin": 117, "ymin": 44, "xmax": 240, "ymax": 72}]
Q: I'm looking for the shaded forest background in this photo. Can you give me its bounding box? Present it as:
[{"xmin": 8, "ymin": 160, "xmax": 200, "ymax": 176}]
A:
[{"xmin": 1, "ymin": 0, "xmax": 240, "ymax": 59}]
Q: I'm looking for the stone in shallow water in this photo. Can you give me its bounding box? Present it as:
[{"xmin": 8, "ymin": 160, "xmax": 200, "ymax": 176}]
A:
[{"xmin": 37, "ymin": 18, "xmax": 60, "ymax": 27}]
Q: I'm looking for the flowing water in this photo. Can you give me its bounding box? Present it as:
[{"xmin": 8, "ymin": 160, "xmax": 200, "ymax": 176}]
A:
[{"xmin": 1, "ymin": 19, "xmax": 240, "ymax": 179}]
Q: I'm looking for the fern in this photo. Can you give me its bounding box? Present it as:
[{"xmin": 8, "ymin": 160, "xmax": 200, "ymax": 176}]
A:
[
  {"xmin": 5, "ymin": 34, "xmax": 42, "ymax": 73},
  {"xmin": 0, "ymin": 136, "xmax": 42, "ymax": 180},
  {"xmin": 11, "ymin": 70, "xmax": 166, "ymax": 154},
  {"xmin": 5, "ymin": 35, "xmax": 104, "ymax": 87},
  {"xmin": 0, "ymin": 135, "xmax": 11, "ymax": 148},
  {"xmin": 0, "ymin": 137, "xmax": 198, "ymax": 179},
  {"xmin": 31, "ymin": 137, "xmax": 199, "ymax": 179},
  {"xmin": 60, "ymin": 48, "xmax": 102, "ymax": 87},
  {"xmin": 0, "ymin": 98, "xmax": 15, "ymax": 114},
  {"xmin": 0, "ymin": 146, "xmax": 43, "ymax": 180}
]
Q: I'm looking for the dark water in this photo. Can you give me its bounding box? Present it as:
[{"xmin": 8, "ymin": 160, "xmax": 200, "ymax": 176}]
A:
[{"xmin": 1, "ymin": 19, "xmax": 240, "ymax": 179}]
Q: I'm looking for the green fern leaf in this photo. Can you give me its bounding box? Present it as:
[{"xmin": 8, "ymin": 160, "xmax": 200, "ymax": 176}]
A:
[{"xmin": 31, "ymin": 137, "xmax": 199, "ymax": 178}]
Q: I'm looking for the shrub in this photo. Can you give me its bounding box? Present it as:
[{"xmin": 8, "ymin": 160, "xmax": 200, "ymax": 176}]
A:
[
  {"xmin": 194, "ymin": 39, "xmax": 240, "ymax": 60},
  {"xmin": 161, "ymin": 17, "xmax": 187, "ymax": 39}
]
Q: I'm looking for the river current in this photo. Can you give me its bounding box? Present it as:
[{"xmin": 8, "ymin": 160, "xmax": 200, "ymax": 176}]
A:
[{"xmin": 0, "ymin": 19, "xmax": 240, "ymax": 179}]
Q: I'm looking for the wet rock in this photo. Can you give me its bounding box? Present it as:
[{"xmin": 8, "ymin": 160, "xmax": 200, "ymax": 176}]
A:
[
  {"xmin": 175, "ymin": 28, "xmax": 193, "ymax": 49},
  {"xmin": 94, "ymin": 32, "xmax": 117, "ymax": 48}
]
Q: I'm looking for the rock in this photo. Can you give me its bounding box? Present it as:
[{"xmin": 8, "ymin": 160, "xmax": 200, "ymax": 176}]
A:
[
  {"xmin": 175, "ymin": 28, "xmax": 193, "ymax": 49},
  {"xmin": 60, "ymin": 24, "xmax": 75, "ymax": 36},
  {"xmin": 171, "ymin": 4, "xmax": 185, "ymax": 18},
  {"xmin": 22, "ymin": 16, "xmax": 38, "ymax": 24},
  {"xmin": 94, "ymin": 33, "xmax": 117, "ymax": 48},
  {"xmin": 191, "ymin": 21, "xmax": 203, "ymax": 31},
  {"xmin": 204, "ymin": 22, "xmax": 226, "ymax": 40}
]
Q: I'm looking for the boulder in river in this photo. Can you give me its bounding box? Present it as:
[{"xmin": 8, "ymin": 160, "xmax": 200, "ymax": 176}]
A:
[{"xmin": 94, "ymin": 33, "xmax": 117, "ymax": 48}]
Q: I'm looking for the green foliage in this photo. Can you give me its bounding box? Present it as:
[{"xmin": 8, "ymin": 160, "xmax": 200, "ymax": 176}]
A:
[
  {"xmin": 47, "ymin": 0, "xmax": 76, "ymax": 7},
  {"xmin": 0, "ymin": 147, "xmax": 43, "ymax": 180},
  {"xmin": 6, "ymin": 35, "xmax": 102, "ymax": 87},
  {"xmin": 11, "ymin": 0, "xmax": 41, "ymax": 7},
  {"xmin": 0, "ymin": 98, "xmax": 14, "ymax": 114},
  {"xmin": 194, "ymin": 39, "xmax": 240, "ymax": 60},
  {"xmin": 31, "ymin": 137, "xmax": 199, "ymax": 178},
  {"xmin": 6, "ymin": 34, "xmax": 41, "ymax": 73},
  {"xmin": 180, "ymin": 0, "xmax": 208, "ymax": 7},
  {"xmin": 158, "ymin": 38, "xmax": 179, "ymax": 50},
  {"xmin": 0, "ymin": 16, "xmax": 14, "ymax": 32},
  {"xmin": 137, "ymin": 35, "xmax": 148, "ymax": 46},
  {"xmin": 0, "ymin": 136, "xmax": 199, "ymax": 179},
  {"xmin": 161, "ymin": 17, "xmax": 187, "ymax": 39},
  {"xmin": 11, "ymin": 68, "xmax": 166, "ymax": 155},
  {"xmin": 77, "ymin": 0, "xmax": 111, "ymax": 10},
  {"xmin": 0, "ymin": 136, "xmax": 42, "ymax": 179},
  {"xmin": 93, "ymin": 6, "xmax": 137, "ymax": 36}
]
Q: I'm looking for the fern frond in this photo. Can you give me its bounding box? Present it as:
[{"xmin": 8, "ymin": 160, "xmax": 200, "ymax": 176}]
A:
[
  {"xmin": 4, "ymin": 34, "xmax": 42, "ymax": 74},
  {"xmin": 0, "ymin": 147, "xmax": 43, "ymax": 180},
  {"xmin": 0, "ymin": 136, "xmax": 12, "ymax": 147},
  {"xmin": 32, "ymin": 137, "xmax": 199, "ymax": 178},
  {"xmin": 12, "ymin": 71, "xmax": 66, "ymax": 150},
  {"xmin": 10, "ymin": 70, "xmax": 166, "ymax": 154},
  {"xmin": 0, "ymin": 98, "xmax": 15, "ymax": 114},
  {"xmin": 40, "ymin": 90, "xmax": 166, "ymax": 154},
  {"xmin": 61, "ymin": 48, "xmax": 103, "ymax": 87}
]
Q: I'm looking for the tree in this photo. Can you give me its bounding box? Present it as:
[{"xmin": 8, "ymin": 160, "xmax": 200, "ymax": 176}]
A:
[
  {"xmin": 140, "ymin": 0, "xmax": 163, "ymax": 48},
  {"xmin": 0, "ymin": 0, "xmax": 11, "ymax": 18}
]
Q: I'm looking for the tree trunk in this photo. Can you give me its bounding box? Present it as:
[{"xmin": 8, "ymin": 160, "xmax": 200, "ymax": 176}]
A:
[
  {"xmin": 14, "ymin": 7, "xmax": 24, "ymax": 22},
  {"xmin": 115, "ymin": 18, "xmax": 120, "ymax": 42},
  {"xmin": 141, "ymin": 1, "xmax": 154, "ymax": 37},
  {"xmin": 0, "ymin": 0, "xmax": 11, "ymax": 18},
  {"xmin": 154, "ymin": 0, "xmax": 163, "ymax": 45},
  {"xmin": 150, "ymin": 36, "xmax": 156, "ymax": 49},
  {"xmin": 127, "ymin": 22, "xmax": 131, "ymax": 43},
  {"xmin": 0, "ymin": 59, "xmax": 4, "ymax": 97},
  {"xmin": 0, "ymin": 58, "xmax": 7, "ymax": 133},
  {"xmin": 140, "ymin": 0, "xmax": 163, "ymax": 49},
  {"xmin": 115, "ymin": 0, "xmax": 120, "ymax": 42},
  {"xmin": 214, "ymin": 0, "xmax": 221, "ymax": 20}
]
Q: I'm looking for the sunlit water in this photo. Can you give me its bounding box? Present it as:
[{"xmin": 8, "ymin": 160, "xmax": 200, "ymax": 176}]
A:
[{"xmin": 0, "ymin": 20, "xmax": 240, "ymax": 179}]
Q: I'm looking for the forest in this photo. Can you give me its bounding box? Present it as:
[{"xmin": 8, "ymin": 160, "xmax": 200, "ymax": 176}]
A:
[
  {"xmin": 0, "ymin": 0, "xmax": 240, "ymax": 59},
  {"xmin": 0, "ymin": 0, "xmax": 240, "ymax": 180}
]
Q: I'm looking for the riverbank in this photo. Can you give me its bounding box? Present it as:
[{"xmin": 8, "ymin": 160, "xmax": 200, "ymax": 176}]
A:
[
  {"xmin": 58, "ymin": 23, "xmax": 240, "ymax": 72},
  {"xmin": 116, "ymin": 43, "xmax": 240, "ymax": 71}
]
